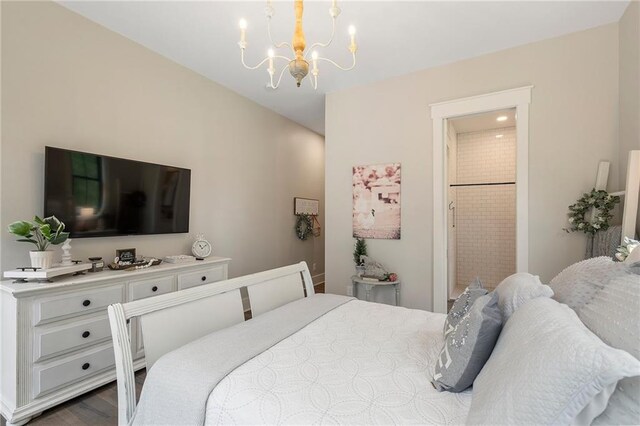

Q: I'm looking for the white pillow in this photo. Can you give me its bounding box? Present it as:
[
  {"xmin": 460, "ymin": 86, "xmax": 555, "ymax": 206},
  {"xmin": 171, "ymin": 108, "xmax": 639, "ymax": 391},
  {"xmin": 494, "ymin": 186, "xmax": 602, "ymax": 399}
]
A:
[
  {"xmin": 493, "ymin": 272, "xmax": 553, "ymax": 320},
  {"xmin": 549, "ymin": 257, "xmax": 626, "ymax": 311},
  {"xmin": 579, "ymin": 274, "xmax": 640, "ymax": 425},
  {"xmin": 467, "ymin": 298, "xmax": 640, "ymax": 425},
  {"xmin": 625, "ymin": 243, "xmax": 640, "ymax": 266}
]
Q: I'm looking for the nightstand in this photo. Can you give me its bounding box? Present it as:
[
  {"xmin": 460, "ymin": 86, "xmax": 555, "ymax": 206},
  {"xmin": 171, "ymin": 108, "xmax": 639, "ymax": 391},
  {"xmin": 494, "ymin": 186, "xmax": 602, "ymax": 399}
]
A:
[{"xmin": 351, "ymin": 275, "xmax": 401, "ymax": 306}]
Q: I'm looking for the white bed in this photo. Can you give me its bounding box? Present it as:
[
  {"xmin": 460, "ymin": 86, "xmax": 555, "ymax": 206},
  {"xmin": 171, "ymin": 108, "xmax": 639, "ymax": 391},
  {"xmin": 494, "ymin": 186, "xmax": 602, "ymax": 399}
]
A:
[
  {"xmin": 205, "ymin": 300, "xmax": 470, "ymax": 425},
  {"xmin": 108, "ymin": 263, "xmax": 472, "ymax": 425}
]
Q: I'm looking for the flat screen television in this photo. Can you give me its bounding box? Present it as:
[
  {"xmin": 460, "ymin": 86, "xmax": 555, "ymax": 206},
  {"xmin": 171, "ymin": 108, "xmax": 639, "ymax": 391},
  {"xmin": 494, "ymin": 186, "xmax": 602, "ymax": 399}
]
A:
[{"xmin": 44, "ymin": 146, "xmax": 191, "ymax": 238}]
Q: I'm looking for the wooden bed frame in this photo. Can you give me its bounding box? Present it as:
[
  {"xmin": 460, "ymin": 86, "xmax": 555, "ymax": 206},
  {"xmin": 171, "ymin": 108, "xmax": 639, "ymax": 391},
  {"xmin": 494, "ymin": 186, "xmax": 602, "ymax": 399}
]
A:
[{"xmin": 107, "ymin": 261, "xmax": 315, "ymax": 426}]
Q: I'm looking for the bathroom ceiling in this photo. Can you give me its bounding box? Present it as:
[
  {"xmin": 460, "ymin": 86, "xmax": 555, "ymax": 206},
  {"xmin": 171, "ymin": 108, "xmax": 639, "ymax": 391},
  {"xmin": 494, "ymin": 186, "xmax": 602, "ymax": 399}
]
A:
[
  {"xmin": 450, "ymin": 109, "xmax": 516, "ymax": 134},
  {"xmin": 58, "ymin": 1, "xmax": 630, "ymax": 135}
]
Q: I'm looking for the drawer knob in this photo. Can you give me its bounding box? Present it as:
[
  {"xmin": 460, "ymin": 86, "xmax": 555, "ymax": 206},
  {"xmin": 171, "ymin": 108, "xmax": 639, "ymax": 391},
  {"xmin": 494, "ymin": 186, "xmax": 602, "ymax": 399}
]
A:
[
  {"xmin": 152, "ymin": 286, "xmax": 158, "ymax": 292},
  {"xmin": 201, "ymin": 276, "xmax": 206, "ymax": 282},
  {"xmin": 82, "ymin": 299, "xmax": 91, "ymax": 307},
  {"xmin": 82, "ymin": 363, "xmax": 90, "ymax": 370},
  {"xmin": 82, "ymin": 331, "xmax": 91, "ymax": 338}
]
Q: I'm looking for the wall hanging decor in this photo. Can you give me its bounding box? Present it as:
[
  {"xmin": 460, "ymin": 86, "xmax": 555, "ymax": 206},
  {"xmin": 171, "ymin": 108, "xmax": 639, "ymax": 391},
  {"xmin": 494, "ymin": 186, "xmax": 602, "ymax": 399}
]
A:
[
  {"xmin": 295, "ymin": 213, "xmax": 314, "ymax": 240},
  {"xmin": 353, "ymin": 163, "xmax": 401, "ymax": 239}
]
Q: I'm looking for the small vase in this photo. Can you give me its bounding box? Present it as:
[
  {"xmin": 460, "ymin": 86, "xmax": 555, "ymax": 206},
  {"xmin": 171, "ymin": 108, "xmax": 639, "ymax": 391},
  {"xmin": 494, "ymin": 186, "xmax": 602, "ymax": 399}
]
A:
[
  {"xmin": 355, "ymin": 265, "xmax": 366, "ymax": 277},
  {"xmin": 30, "ymin": 250, "xmax": 55, "ymax": 270}
]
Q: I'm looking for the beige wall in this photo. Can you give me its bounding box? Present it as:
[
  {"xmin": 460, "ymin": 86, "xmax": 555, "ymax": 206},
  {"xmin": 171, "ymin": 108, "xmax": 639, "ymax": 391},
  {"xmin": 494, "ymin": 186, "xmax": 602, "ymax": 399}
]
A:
[
  {"xmin": 0, "ymin": 1, "xmax": 325, "ymax": 279},
  {"xmin": 619, "ymin": 1, "xmax": 640, "ymax": 188},
  {"xmin": 326, "ymin": 24, "xmax": 620, "ymax": 310}
]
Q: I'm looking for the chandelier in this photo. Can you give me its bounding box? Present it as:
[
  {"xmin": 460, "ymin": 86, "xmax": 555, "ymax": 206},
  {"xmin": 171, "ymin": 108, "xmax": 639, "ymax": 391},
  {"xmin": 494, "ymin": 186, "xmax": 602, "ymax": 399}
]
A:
[{"xmin": 238, "ymin": 0, "xmax": 357, "ymax": 89}]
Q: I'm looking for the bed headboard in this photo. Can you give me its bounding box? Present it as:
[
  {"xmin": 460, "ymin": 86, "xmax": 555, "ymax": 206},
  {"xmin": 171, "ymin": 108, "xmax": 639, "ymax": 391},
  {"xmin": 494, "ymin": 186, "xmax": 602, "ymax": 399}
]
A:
[{"xmin": 107, "ymin": 261, "xmax": 315, "ymax": 426}]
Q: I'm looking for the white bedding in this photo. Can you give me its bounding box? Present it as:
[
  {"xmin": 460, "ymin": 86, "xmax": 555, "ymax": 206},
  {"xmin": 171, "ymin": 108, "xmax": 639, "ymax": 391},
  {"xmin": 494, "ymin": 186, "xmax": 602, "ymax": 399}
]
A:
[{"xmin": 205, "ymin": 300, "xmax": 471, "ymax": 425}]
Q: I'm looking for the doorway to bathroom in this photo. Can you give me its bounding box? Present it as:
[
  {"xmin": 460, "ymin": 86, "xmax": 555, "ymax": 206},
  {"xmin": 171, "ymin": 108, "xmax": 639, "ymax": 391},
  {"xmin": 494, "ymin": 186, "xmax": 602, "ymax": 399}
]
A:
[
  {"xmin": 430, "ymin": 86, "xmax": 531, "ymax": 314},
  {"xmin": 446, "ymin": 109, "xmax": 517, "ymax": 300}
]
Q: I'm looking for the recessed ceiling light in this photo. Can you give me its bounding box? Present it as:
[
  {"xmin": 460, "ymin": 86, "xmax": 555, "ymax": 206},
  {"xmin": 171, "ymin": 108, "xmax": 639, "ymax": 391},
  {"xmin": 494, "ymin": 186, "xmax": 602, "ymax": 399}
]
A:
[
  {"xmin": 496, "ymin": 116, "xmax": 508, "ymax": 122},
  {"xmin": 496, "ymin": 134, "xmax": 504, "ymax": 138}
]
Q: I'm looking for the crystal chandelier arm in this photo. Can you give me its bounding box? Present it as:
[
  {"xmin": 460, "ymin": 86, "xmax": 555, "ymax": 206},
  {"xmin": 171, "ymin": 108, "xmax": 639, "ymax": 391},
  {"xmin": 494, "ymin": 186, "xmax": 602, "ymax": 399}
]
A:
[
  {"xmin": 304, "ymin": 17, "xmax": 336, "ymax": 59},
  {"xmin": 267, "ymin": 18, "xmax": 293, "ymax": 51},
  {"xmin": 269, "ymin": 63, "xmax": 290, "ymax": 89},
  {"xmin": 317, "ymin": 51, "xmax": 356, "ymax": 71}
]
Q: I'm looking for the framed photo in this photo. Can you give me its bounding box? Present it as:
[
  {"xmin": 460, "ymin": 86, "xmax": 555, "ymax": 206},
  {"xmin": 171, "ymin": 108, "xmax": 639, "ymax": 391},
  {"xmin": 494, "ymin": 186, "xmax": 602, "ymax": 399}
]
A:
[
  {"xmin": 116, "ymin": 248, "xmax": 136, "ymax": 264},
  {"xmin": 294, "ymin": 197, "xmax": 319, "ymax": 216},
  {"xmin": 353, "ymin": 163, "xmax": 401, "ymax": 239}
]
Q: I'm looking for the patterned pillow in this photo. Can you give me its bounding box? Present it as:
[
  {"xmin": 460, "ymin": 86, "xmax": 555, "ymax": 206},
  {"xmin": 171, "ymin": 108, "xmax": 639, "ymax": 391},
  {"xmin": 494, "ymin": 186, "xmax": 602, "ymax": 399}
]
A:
[
  {"xmin": 432, "ymin": 292, "xmax": 502, "ymax": 393},
  {"xmin": 444, "ymin": 277, "xmax": 487, "ymax": 335},
  {"xmin": 493, "ymin": 272, "xmax": 553, "ymax": 320},
  {"xmin": 550, "ymin": 257, "xmax": 627, "ymax": 311}
]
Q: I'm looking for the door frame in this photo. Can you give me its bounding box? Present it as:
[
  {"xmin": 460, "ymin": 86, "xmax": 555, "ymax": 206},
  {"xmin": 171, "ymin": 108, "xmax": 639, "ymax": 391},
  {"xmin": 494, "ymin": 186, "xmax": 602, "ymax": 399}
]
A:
[{"xmin": 430, "ymin": 86, "xmax": 533, "ymax": 313}]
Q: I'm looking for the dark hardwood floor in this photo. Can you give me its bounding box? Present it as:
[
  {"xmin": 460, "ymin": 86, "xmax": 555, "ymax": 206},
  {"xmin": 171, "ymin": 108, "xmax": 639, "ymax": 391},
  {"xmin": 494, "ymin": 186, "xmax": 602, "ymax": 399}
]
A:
[
  {"xmin": 1, "ymin": 283, "xmax": 326, "ymax": 426},
  {"xmin": 1, "ymin": 370, "xmax": 145, "ymax": 426}
]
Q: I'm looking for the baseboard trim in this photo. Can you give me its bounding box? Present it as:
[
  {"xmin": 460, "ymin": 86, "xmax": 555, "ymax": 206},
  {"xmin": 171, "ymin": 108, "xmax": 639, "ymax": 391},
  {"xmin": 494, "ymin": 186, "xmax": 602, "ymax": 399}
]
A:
[{"xmin": 312, "ymin": 273, "xmax": 325, "ymax": 286}]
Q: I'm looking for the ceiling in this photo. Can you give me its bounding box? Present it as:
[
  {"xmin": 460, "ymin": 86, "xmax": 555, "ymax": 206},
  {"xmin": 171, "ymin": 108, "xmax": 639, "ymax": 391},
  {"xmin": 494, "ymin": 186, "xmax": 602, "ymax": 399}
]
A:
[
  {"xmin": 450, "ymin": 108, "xmax": 516, "ymax": 134},
  {"xmin": 58, "ymin": 1, "xmax": 630, "ymax": 135}
]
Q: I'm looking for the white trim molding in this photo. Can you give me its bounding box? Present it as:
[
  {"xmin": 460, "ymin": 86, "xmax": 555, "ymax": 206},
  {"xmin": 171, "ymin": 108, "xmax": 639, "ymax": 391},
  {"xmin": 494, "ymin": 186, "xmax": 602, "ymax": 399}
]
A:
[{"xmin": 430, "ymin": 86, "xmax": 533, "ymax": 313}]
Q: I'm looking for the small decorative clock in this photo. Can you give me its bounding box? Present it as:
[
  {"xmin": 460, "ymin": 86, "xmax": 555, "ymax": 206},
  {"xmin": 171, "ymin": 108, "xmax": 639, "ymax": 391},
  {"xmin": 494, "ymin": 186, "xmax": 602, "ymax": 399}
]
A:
[{"xmin": 192, "ymin": 234, "xmax": 212, "ymax": 259}]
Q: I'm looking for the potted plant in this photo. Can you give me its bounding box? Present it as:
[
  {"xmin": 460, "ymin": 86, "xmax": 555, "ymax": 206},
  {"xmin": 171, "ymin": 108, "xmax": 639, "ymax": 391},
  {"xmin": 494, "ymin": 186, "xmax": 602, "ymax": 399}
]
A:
[
  {"xmin": 8, "ymin": 216, "xmax": 70, "ymax": 269},
  {"xmin": 353, "ymin": 238, "xmax": 367, "ymax": 276}
]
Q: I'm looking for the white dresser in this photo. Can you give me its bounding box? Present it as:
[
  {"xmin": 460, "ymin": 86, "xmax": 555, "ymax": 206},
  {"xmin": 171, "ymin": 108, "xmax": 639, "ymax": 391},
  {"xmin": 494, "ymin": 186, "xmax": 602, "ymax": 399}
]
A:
[{"xmin": 0, "ymin": 257, "xmax": 230, "ymax": 425}]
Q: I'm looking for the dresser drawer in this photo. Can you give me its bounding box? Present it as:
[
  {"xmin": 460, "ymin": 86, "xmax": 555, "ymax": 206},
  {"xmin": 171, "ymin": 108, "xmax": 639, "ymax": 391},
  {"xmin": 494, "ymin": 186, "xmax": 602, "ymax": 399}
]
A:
[
  {"xmin": 130, "ymin": 276, "xmax": 174, "ymax": 301},
  {"xmin": 35, "ymin": 285, "xmax": 125, "ymax": 325},
  {"xmin": 34, "ymin": 316, "xmax": 111, "ymax": 362},
  {"xmin": 177, "ymin": 266, "xmax": 225, "ymax": 290},
  {"xmin": 33, "ymin": 344, "xmax": 115, "ymax": 398}
]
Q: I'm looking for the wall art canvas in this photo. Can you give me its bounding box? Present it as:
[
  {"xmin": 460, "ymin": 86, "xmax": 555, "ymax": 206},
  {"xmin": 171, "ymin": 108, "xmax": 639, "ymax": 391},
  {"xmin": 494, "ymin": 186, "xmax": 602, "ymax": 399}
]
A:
[{"xmin": 353, "ymin": 163, "xmax": 401, "ymax": 239}]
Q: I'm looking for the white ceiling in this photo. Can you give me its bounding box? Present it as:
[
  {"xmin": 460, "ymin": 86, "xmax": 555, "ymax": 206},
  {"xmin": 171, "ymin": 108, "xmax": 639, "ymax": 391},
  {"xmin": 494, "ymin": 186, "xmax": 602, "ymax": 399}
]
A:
[
  {"xmin": 450, "ymin": 108, "xmax": 516, "ymax": 133},
  {"xmin": 58, "ymin": 1, "xmax": 630, "ymax": 135}
]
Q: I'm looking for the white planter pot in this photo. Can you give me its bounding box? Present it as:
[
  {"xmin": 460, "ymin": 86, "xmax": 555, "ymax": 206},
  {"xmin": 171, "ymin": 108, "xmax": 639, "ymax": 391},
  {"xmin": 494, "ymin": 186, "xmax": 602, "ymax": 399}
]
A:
[{"xmin": 30, "ymin": 251, "xmax": 55, "ymax": 270}]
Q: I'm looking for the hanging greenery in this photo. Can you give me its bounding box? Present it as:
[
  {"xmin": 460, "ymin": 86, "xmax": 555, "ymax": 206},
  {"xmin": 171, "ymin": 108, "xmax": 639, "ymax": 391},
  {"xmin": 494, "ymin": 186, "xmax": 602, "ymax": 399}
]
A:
[
  {"xmin": 295, "ymin": 214, "xmax": 314, "ymax": 240},
  {"xmin": 564, "ymin": 189, "xmax": 620, "ymax": 235}
]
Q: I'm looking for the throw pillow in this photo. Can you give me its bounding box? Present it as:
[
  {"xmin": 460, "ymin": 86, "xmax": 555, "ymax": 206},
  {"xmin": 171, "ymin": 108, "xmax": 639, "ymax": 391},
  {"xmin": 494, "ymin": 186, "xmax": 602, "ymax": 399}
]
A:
[
  {"xmin": 578, "ymin": 273, "xmax": 640, "ymax": 425},
  {"xmin": 549, "ymin": 257, "xmax": 627, "ymax": 311},
  {"xmin": 466, "ymin": 298, "xmax": 640, "ymax": 425},
  {"xmin": 432, "ymin": 292, "xmax": 502, "ymax": 393},
  {"xmin": 493, "ymin": 272, "xmax": 553, "ymax": 320},
  {"xmin": 443, "ymin": 277, "xmax": 486, "ymax": 335}
]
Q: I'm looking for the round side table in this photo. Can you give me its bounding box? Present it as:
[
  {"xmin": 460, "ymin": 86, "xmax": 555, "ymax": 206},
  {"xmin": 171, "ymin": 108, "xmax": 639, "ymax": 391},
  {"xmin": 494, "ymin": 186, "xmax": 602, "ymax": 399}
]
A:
[{"xmin": 351, "ymin": 275, "xmax": 401, "ymax": 306}]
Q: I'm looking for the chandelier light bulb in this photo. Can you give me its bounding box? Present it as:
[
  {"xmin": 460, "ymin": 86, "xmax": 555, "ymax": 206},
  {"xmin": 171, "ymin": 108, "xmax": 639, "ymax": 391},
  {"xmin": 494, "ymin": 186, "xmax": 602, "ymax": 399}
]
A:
[
  {"xmin": 348, "ymin": 25, "xmax": 356, "ymax": 36},
  {"xmin": 311, "ymin": 51, "xmax": 319, "ymax": 60},
  {"xmin": 268, "ymin": 49, "xmax": 275, "ymax": 58},
  {"xmin": 239, "ymin": 19, "xmax": 248, "ymax": 30}
]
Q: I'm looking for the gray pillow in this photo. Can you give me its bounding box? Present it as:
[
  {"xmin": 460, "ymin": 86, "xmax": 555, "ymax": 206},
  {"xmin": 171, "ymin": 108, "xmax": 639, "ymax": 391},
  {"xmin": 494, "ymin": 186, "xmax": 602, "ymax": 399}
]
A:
[
  {"xmin": 444, "ymin": 277, "xmax": 487, "ymax": 334},
  {"xmin": 432, "ymin": 291, "xmax": 502, "ymax": 393}
]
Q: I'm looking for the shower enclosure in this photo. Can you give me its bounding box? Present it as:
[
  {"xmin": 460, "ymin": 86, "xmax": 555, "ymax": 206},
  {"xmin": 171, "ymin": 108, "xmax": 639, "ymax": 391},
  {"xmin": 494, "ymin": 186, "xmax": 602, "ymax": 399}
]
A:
[{"xmin": 447, "ymin": 109, "xmax": 517, "ymax": 298}]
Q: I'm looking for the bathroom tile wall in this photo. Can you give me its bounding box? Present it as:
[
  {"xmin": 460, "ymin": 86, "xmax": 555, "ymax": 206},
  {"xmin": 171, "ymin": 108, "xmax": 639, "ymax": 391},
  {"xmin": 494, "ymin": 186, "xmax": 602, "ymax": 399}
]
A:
[{"xmin": 455, "ymin": 127, "xmax": 516, "ymax": 289}]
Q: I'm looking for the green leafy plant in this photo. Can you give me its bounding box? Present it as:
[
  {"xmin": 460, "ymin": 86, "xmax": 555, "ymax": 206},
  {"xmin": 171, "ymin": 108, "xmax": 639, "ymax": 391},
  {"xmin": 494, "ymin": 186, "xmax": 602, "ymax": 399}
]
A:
[
  {"xmin": 564, "ymin": 189, "xmax": 620, "ymax": 235},
  {"xmin": 353, "ymin": 238, "xmax": 368, "ymax": 266},
  {"xmin": 8, "ymin": 216, "xmax": 69, "ymax": 251}
]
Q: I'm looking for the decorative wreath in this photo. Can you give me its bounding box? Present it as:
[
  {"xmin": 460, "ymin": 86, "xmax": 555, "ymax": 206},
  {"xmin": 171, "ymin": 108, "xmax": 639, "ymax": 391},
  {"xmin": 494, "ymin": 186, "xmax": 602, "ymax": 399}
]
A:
[
  {"xmin": 564, "ymin": 189, "xmax": 620, "ymax": 235},
  {"xmin": 295, "ymin": 214, "xmax": 314, "ymax": 241}
]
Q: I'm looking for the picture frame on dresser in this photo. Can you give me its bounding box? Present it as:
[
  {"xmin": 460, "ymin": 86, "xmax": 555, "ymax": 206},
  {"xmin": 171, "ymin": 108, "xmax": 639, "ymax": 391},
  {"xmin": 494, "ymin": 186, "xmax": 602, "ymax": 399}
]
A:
[{"xmin": 0, "ymin": 256, "xmax": 231, "ymax": 426}]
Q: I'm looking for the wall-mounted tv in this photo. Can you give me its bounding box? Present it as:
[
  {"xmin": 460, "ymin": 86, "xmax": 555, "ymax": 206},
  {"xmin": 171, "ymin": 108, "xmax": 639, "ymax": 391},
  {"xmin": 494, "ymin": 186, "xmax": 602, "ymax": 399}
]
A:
[{"xmin": 44, "ymin": 147, "xmax": 191, "ymax": 238}]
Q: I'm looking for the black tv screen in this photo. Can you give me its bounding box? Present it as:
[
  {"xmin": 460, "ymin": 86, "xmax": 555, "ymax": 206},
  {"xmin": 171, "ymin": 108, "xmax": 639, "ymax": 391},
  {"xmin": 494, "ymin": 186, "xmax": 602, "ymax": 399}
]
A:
[{"xmin": 44, "ymin": 147, "xmax": 191, "ymax": 238}]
